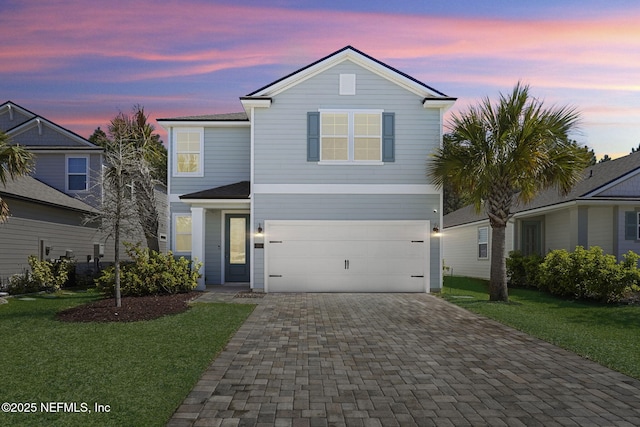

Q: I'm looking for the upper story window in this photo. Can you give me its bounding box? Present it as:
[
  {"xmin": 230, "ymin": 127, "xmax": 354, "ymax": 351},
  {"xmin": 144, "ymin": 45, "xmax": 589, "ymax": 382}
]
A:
[
  {"xmin": 173, "ymin": 128, "xmax": 204, "ymax": 177},
  {"xmin": 320, "ymin": 110, "xmax": 382, "ymax": 163},
  {"xmin": 66, "ymin": 156, "xmax": 88, "ymax": 192}
]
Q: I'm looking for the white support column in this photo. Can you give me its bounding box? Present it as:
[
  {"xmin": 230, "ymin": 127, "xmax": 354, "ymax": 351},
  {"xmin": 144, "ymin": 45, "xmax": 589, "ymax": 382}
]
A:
[{"xmin": 191, "ymin": 207, "xmax": 206, "ymax": 290}]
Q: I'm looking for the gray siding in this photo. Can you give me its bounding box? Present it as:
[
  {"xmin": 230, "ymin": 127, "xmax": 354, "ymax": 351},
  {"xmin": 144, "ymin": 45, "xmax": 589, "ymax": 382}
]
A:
[
  {"xmin": 599, "ymin": 174, "xmax": 640, "ymax": 197},
  {"xmin": 170, "ymin": 126, "xmax": 250, "ymax": 196},
  {"xmin": 253, "ymin": 60, "xmax": 441, "ymax": 185},
  {"xmin": 30, "ymin": 152, "xmax": 102, "ymax": 206},
  {"xmin": 0, "ymin": 110, "xmax": 32, "ymax": 132},
  {"xmin": 0, "ymin": 214, "xmax": 133, "ymax": 283},
  {"xmin": 253, "ymin": 193, "xmax": 441, "ymax": 290}
]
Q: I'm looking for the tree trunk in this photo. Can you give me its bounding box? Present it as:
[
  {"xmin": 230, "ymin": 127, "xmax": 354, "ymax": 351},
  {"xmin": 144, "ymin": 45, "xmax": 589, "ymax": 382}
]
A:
[
  {"xmin": 135, "ymin": 180, "xmax": 160, "ymax": 253},
  {"xmin": 489, "ymin": 224, "xmax": 508, "ymax": 302},
  {"xmin": 114, "ymin": 220, "xmax": 122, "ymax": 308}
]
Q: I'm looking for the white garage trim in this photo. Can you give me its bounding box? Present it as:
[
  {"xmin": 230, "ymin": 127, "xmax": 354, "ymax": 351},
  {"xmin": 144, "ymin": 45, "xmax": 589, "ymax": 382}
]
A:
[{"xmin": 264, "ymin": 220, "xmax": 430, "ymax": 293}]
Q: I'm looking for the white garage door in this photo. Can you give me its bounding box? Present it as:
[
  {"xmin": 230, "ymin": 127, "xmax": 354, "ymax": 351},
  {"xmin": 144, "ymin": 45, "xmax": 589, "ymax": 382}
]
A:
[{"xmin": 265, "ymin": 220, "xmax": 430, "ymax": 292}]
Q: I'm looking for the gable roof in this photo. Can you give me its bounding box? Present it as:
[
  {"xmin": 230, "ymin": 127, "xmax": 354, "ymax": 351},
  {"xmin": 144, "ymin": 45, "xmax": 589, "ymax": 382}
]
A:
[
  {"xmin": 1, "ymin": 101, "xmax": 101, "ymax": 150},
  {"xmin": 180, "ymin": 181, "xmax": 250, "ymax": 200},
  {"xmin": 0, "ymin": 101, "xmax": 38, "ymax": 126},
  {"xmin": 0, "ymin": 175, "xmax": 97, "ymax": 213},
  {"xmin": 444, "ymin": 151, "xmax": 640, "ymax": 228},
  {"xmin": 243, "ymin": 46, "xmax": 456, "ymax": 102},
  {"xmin": 7, "ymin": 116, "xmax": 101, "ymax": 149}
]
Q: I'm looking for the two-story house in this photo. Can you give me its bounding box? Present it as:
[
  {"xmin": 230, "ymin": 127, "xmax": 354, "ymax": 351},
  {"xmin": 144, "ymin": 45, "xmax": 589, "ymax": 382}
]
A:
[
  {"xmin": 158, "ymin": 46, "xmax": 455, "ymax": 292},
  {"xmin": 0, "ymin": 101, "xmax": 169, "ymax": 282},
  {"xmin": 0, "ymin": 101, "xmax": 107, "ymax": 279}
]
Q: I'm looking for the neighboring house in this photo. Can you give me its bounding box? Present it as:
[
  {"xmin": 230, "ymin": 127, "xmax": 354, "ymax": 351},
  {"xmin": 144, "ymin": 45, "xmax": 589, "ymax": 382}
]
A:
[
  {"xmin": 0, "ymin": 101, "xmax": 167, "ymax": 282},
  {"xmin": 158, "ymin": 46, "xmax": 456, "ymax": 292},
  {"xmin": 443, "ymin": 151, "xmax": 640, "ymax": 280}
]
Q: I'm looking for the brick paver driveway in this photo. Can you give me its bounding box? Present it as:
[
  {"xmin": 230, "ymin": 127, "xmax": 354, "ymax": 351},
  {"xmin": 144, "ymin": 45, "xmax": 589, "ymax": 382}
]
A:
[{"xmin": 169, "ymin": 293, "xmax": 640, "ymax": 426}]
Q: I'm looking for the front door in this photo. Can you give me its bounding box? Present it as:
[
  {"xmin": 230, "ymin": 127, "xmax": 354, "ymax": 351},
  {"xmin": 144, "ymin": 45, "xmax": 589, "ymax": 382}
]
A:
[
  {"xmin": 225, "ymin": 214, "xmax": 250, "ymax": 282},
  {"xmin": 522, "ymin": 221, "xmax": 542, "ymax": 256}
]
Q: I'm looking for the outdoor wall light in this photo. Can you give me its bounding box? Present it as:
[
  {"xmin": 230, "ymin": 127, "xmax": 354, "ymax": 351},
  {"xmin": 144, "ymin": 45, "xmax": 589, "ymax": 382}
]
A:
[
  {"xmin": 257, "ymin": 223, "xmax": 263, "ymax": 235},
  {"xmin": 432, "ymin": 224, "xmax": 440, "ymax": 233}
]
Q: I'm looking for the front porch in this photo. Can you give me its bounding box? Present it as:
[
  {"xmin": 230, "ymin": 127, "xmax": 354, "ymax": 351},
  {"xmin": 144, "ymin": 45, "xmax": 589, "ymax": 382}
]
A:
[{"xmin": 179, "ymin": 181, "xmax": 255, "ymax": 290}]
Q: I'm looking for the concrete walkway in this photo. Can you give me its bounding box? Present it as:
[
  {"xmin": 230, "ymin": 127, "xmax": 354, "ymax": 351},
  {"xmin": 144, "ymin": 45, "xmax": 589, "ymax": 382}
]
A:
[{"xmin": 169, "ymin": 293, "xmax": 640, "ymax": 426}]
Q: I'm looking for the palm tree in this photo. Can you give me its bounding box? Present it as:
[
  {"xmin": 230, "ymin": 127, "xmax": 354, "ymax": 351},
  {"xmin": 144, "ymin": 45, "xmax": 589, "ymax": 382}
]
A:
[
  {"xmin": 0, "ymin": 131, "xmax": 33, "ymax": 222},
  {"xmin": 429, "ymin": 82, "xmax": 590, "ymax": 301}
]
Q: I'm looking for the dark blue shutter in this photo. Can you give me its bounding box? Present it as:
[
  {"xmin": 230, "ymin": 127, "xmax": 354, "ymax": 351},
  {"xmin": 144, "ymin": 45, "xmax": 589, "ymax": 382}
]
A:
[
  {"xmin": 307, "ymin": 112, "xmax": 320, "ymax": 161},
  {"xmin": 625, "ymin": 211, "xmax": 638, "ymax": 240},
  {"xmin": 382, "ymin": 112, "xmax": 395, "ymax": 162}
]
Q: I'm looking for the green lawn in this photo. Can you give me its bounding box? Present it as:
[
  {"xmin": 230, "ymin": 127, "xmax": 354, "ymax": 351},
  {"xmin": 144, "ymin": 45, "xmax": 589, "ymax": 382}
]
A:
[
  {"xmin": 0, "ymin": 290, "xmax": 254, "ymax": 427},
  {"xmin": 443, "ymin": 276, "xmax": 640, "ymax": 380}
]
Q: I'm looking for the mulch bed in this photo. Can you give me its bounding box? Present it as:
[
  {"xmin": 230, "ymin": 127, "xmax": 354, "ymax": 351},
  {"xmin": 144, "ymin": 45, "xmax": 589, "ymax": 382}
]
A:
[{"xmin": 56, "ymin": 292, "xmax": 200, "ymax": 323}]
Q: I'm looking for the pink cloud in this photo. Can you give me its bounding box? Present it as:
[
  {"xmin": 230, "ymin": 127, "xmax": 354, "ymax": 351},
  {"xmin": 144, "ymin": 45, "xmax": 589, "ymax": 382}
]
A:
[{"xmin": 3, "ymin": 1, "xmax": 639, "ymax": 91}]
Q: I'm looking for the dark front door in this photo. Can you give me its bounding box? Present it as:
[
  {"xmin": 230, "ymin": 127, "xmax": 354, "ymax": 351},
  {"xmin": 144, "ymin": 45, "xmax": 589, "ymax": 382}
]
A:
[
  {"xmin": 225, "ymin": 214, "xmax": 250, "ymax": 282},
  {"xmin": 522, "ymin": 221, "xmax": 542, "ymax": 256}
]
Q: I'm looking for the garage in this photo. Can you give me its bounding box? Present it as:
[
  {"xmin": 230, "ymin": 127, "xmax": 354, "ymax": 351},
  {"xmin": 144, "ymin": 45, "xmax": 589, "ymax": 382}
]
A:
[{"xmin": 264, "ymin": 220, "xmax": 430, "ymax": 292}]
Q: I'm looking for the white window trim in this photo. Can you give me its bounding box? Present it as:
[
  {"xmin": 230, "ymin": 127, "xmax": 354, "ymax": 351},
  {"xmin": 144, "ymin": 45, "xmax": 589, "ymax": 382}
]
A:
[
  {"xmin": 478, "ymin": 226, "xmax": 489, "ymax": 260},
  {"xmin": 65, "ymin": 155, "xmax": 89, "ymax": 192},
  {"xmin": 172, "ymin": 127, "xmax": 204, "ymax": 177},
  {"xmin": 637, "ymin": 212, "xmax": 640, "ymax": 240},
  {"xmin": 318, "ymin": 109, "xmax": 384, "ymax": 165},
  {"xmin": 172, "ymin": 213, "xmax": 192, "ymax": 254}
]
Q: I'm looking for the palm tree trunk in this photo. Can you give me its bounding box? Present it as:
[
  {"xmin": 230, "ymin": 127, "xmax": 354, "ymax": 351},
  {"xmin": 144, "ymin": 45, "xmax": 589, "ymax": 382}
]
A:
[{"xmin": 489, "ymin": 224, "xmax": 508, "ymax": 302}]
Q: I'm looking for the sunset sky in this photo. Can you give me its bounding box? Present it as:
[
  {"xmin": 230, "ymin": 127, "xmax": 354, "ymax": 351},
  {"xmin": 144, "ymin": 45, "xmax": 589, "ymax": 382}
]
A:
[{"xmin": 2, "ymin": 0, "xmax": 639, "ymax": 159}]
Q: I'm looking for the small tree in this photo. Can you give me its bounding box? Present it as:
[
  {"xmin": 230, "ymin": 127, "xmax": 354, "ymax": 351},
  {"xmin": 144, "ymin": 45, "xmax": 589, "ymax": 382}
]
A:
[
  {"xmin": 94, "ymin": 106, "xmax": 165, "ymax": 252},
  {"xmin": 85, "ymin": 131, "xmax": 141, "ymax": 307},
  {"xmin": 0, "ymin": 131, "xmax": 33, "ymax": 222}
]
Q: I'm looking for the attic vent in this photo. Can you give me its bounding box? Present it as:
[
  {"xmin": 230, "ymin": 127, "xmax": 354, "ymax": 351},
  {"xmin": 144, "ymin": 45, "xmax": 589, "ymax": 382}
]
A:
[{"xmin": 340, "ymin": 74, "xmax": 356, "ymax": 95}]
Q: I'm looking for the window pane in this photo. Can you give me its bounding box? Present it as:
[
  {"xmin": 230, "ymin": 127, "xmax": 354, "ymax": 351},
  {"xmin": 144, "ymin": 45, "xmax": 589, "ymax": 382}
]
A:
[
  {"xmin": 175, "ymin": 216, "xmax": 192, "ymax": 252},
  {"xmin": 68, "ymin": 175, "xmax": 86, "ymax": 191},
  {"xmin": 478, "ymin": 227, "xmax": 489, "ymax": 244},
  {"xmin": 354, "ymin": 114, "xmax": 380, "ymax": 136},
  {"xmin": 229, "ymin": 218, "xmax": 246, "ymax": 264},
  {"xmin": 176, "ymin": 235, "xmax": 192, "ymax": 252},
  {"xmin": 479, "ymin": 243, "xmax": 488, "ymax": 258},
  {"xmin": 176, "ymin": 216, "xmax": 192, "ymax": 233},
  {"xmin": 354, "ymin": 137, "xmax": 381, "ymax": 161},
  {"xmin": 176, "ymin": 132, "xmax": 201, "ymax": 159},
  {"xmin": 321, "ymin": 137, "xmax": 348, "ymax": 160},
  {"xmin": 177, "ymin": 154, "xmax": 200, "ymax": 173},
  {"xmin": 322, "ymin": 113, "xmax": 348, "ymax": 136},
  {"xmin": 68, "ymin": 158, "xmax": 86, "ymax": 174}
]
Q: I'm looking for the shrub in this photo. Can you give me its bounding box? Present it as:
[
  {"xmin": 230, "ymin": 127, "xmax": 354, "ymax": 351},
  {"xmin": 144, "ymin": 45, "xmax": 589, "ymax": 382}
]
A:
[
  {"xmin": 4, "ymin": 257, "xmax": 73, "ymax": 295},
  {"xmin": 95, "ymin": 243, "xmax": 201, "ymax": 297},
  {"xmin": 506, "ymin": 250, "xmax": 543, "ymax": 288},
  {"xmin": 538, "ymin": 246, "xmax": 640, "ymax": 302}
]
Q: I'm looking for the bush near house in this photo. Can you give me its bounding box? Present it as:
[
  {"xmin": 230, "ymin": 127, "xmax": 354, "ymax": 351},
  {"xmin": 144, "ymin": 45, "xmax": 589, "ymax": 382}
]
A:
[
  {"xmin": 4, "ymin": 256, "xmax": 74, "ymax": 294},
  {"xmin": 95, "ymin": 243, "xmax": 201, "ymax": 297},
  {"xmin": 505, "ymin": 250, "xmax": 543, "ymax": 289},
  {"xmin": 507, "ymin": 246, "xmax": 640, "ymax": 303}
]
